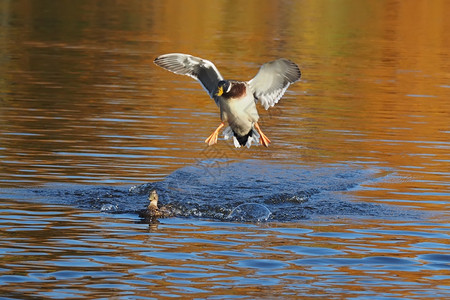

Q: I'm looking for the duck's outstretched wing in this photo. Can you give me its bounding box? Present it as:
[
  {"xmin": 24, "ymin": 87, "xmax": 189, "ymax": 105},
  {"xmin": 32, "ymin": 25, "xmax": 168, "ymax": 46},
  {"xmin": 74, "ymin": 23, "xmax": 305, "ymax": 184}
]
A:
[
  {"xmin": 248, "ymin": 58, "xmax": 301, "ymax": 110},
  {"xmin": 154, "ymin": 53, "xmax": 224, "ymax": 103}
]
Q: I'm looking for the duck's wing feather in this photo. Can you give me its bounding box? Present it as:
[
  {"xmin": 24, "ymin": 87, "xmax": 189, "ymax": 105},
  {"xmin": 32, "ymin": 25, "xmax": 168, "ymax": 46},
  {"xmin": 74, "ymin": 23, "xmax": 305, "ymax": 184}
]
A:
[
  {"xmin": 154, "ymin": 53, "xmax": 224, "ymax": 103},
  {"xmin": 248, "ymin": 58, "xmax": 301, "ymax": 110}
]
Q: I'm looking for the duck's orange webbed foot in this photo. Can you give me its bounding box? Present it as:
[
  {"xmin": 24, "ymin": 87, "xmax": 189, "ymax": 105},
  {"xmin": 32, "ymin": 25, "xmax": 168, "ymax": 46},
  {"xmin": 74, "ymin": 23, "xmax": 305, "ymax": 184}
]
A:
[
  {"xmin": 205, "ymin": 122, "xmax": 225, "ymax": 146},
  {"xmin": 254, "ymin": 122, "xmax": 271, "ymax": 147}
]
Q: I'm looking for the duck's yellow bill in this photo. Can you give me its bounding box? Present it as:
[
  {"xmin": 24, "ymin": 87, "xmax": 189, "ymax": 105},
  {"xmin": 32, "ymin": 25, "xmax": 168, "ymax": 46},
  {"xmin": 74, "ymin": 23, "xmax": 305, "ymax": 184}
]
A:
[{"xmin": 215, "ymin": 86, "xmax": 223, "ymax": 96}]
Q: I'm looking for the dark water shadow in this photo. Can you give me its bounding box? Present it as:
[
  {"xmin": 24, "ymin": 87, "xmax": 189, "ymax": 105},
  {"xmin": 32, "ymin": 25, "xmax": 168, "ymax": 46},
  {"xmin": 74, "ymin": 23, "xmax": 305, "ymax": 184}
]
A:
[{"xmin": 3, "ymin": 160, "xmax": 422, "ymax": 222}]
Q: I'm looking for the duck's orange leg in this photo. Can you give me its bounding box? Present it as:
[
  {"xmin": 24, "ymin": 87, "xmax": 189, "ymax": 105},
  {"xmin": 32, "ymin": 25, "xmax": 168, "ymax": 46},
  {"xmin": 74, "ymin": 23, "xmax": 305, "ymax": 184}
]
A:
[
  {"xmin": 205, "ymin": 122, "xmax": 225, "ymax": 146},
  {"xmin": 254, "ymin": 122, "xmax": 271, "ymax": 147}
]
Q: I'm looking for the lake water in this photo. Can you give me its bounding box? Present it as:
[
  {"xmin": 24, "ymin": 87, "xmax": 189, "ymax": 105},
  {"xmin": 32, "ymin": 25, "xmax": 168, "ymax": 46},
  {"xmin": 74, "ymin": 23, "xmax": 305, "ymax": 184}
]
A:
[{"xmin": 0, "ymin": 0, "xmax": 449, "ymax": 298}]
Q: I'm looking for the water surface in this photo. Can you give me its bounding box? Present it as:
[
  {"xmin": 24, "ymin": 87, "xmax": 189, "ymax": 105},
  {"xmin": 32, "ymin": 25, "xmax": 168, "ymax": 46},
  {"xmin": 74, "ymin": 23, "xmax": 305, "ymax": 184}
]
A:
[{"xmin": 0, "ymin": 0, "xmax": 449, "ymax": 298}]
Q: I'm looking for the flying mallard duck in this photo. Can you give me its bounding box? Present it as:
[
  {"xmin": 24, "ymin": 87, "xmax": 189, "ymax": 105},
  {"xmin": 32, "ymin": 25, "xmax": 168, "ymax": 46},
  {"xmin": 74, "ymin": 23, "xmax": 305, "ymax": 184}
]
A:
[{"xmin": 154, "ymin": 53, "xmax": 301, "ymax": 148}]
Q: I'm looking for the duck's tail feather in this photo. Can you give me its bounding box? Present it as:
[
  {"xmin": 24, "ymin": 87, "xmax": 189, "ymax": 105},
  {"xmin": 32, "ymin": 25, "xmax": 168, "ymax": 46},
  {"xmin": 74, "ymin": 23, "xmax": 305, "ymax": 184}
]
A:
[{"xmin": 223, "ymin": 126, "xmax": 260, "ymax": 148}]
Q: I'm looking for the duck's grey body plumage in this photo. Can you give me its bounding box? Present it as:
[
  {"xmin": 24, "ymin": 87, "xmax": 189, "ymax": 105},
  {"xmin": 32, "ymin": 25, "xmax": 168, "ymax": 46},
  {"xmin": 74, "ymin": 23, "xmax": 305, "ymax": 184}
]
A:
[{"xmin": 154, "ymin": 53, "xmax": 301, "ymax": 148}]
